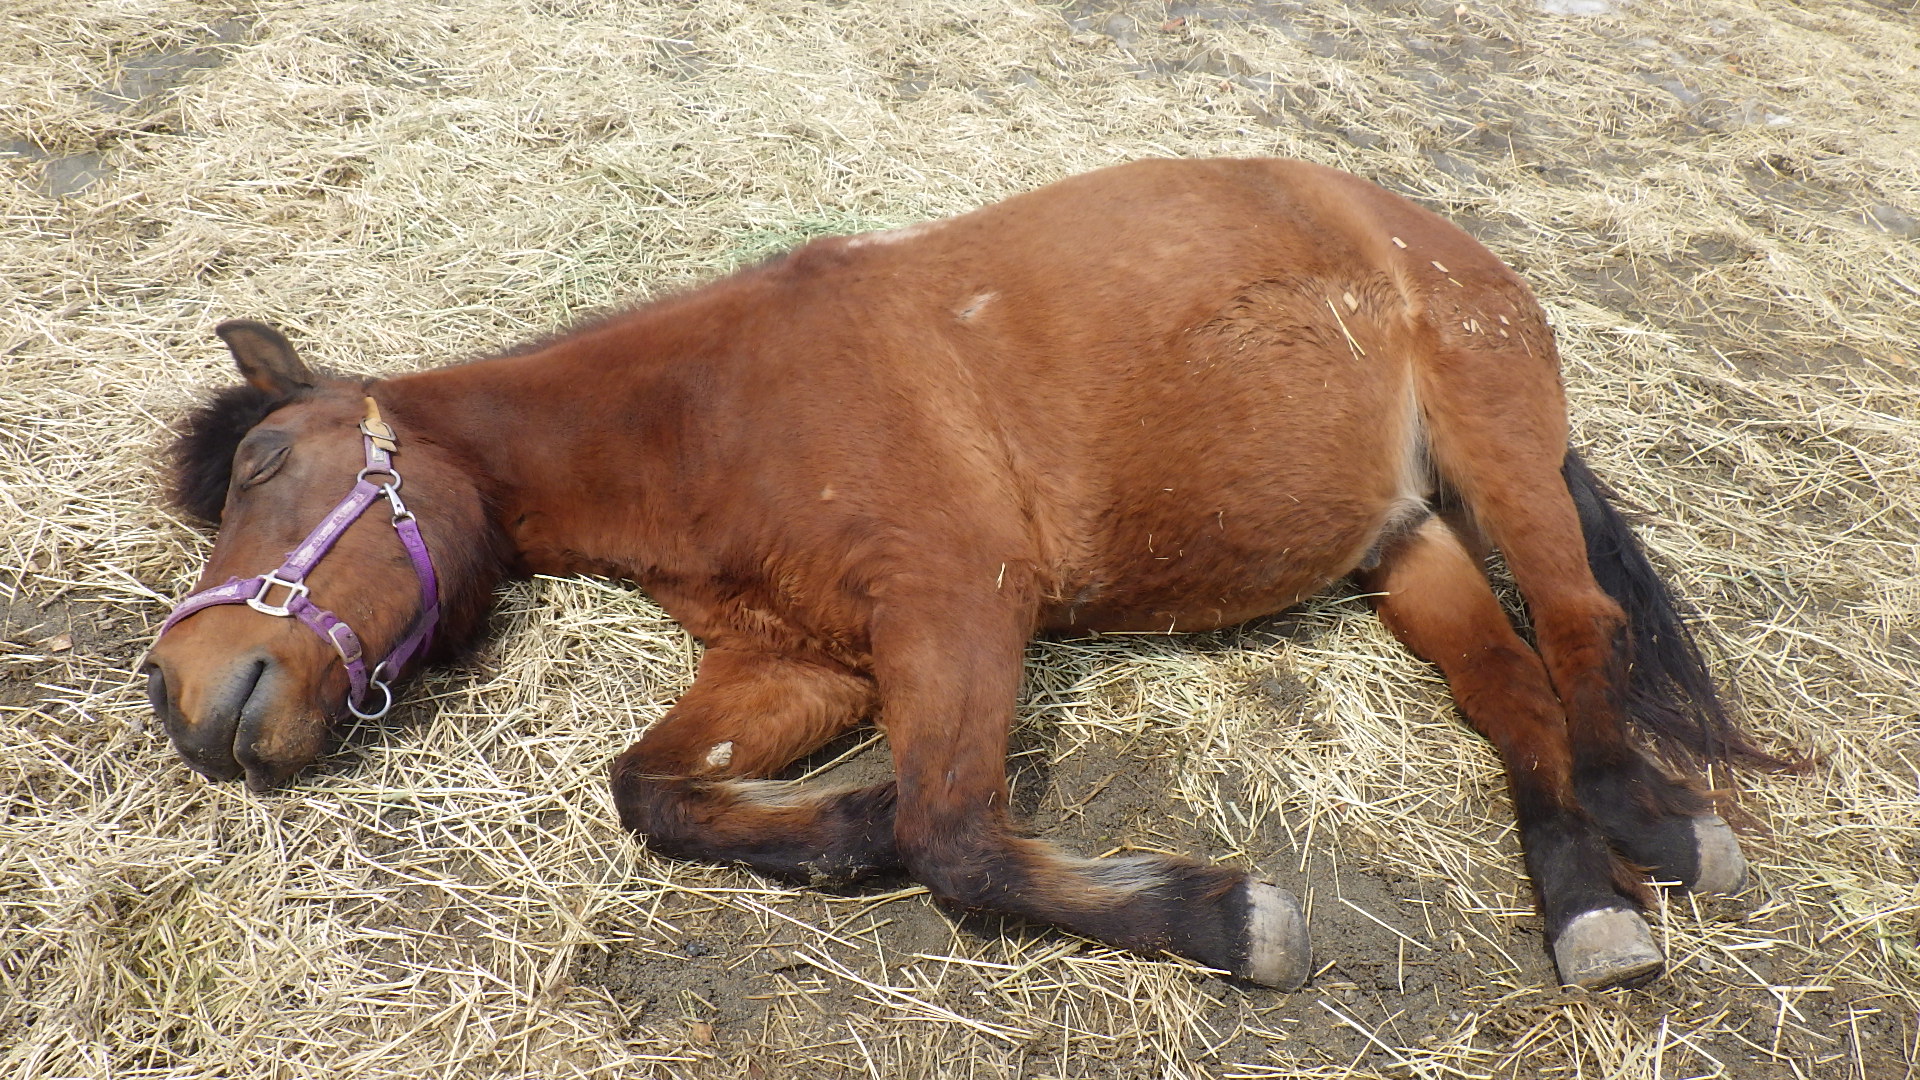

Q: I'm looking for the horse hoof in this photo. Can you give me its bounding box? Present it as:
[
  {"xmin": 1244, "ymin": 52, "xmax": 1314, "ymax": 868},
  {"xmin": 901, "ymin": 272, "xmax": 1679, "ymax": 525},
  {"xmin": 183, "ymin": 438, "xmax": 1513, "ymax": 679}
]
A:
[
  {"xmin": 1554, "ymin": 908, "xmax": 1664, "ymax": 990},
  {"xmin": 1689, "ymin": 815, "xmax": 1748, "ymax": 895},
  {"xmin": 1242, "ymin": 882, "xmax": 1311, "ymax": 990}
]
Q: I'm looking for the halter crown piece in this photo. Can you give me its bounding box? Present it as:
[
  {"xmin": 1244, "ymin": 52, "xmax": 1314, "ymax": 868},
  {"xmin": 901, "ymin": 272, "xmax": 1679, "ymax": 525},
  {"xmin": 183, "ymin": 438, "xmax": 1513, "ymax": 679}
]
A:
[{"xmin": 158, "ymin": 397, "xmax": 441, "ymax": 720}]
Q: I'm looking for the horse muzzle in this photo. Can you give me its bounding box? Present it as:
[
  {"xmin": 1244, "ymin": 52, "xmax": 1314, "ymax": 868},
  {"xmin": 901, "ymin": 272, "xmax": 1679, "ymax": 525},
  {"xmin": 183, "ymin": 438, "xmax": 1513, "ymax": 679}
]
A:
[{"xmin": 145, "ymin": 642, "xmax": 333, "ymax": 792}]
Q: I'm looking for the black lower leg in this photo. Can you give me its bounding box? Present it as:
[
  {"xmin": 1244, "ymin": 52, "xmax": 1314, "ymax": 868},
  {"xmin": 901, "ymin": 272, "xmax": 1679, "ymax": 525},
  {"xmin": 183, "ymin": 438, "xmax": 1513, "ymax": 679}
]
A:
[
  {"xmin": 904, "ymin": 827, "xmax": 1309, "ymax": 987},
  {"xmin": 614, "ymin": 768, "xmax": 902, "ymax": 884},
  {"xmin": 1543, "ymin": 606, "xmax": 1737, "ymax": 892},
  {"xmin": 1510, "ymin": 782, "xmax": 1664, "ymax": 990},
  {"xmin": 1575, "ymin": 751, "xmax": 1714, "ymax": 886},
  {"xmin": 1513, "ymin": 787, "xmax": 1648, "ymax": 936}
]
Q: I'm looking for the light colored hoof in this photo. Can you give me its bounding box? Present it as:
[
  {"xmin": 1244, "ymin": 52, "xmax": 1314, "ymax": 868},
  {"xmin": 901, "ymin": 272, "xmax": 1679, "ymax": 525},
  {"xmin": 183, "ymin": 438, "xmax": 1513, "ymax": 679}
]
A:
[
  {"xmin": 1243, "ymin": 882, "xmax": 1311, "ymax": 990},
  {"xmin": 1554, "ymin": 907, "xmax": 1664, "ymax": 990},
  {"xmin": 1689, "ymin": 815, "xmax": 1748, "ymax": 896}
]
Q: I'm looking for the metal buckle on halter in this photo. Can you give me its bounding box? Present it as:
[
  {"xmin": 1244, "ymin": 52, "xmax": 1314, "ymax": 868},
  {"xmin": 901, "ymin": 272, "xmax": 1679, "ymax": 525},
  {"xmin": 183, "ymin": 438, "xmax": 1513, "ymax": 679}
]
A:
[
  {"xmin": 247, "ymin": 571, "xmax": 309, "ymax": 617},
  {"xmin": 359, "ymin": 417, "xmax": 398, "ymax": 452},
  {"xmin": 324, "ymin": 621, "xmax": 362, "ymax": 664}
]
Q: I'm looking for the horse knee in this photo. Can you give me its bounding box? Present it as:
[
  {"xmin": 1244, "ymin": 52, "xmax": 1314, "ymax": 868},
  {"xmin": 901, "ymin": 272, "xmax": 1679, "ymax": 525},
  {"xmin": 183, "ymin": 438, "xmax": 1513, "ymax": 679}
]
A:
[
  {"xmin": 609, "ymin": 741, "xmax": 651, "ymax": 825},
  {"xmin": 897, "ymin": 821, "xmax": 1028, "ymax": 911},
  {"xmin": 615, "ymin": 740, "xmax": 902, "ymax": 882},
  {"xmin": 609, "ymin": 743, "xmax": 690, "ymax": 843},
  {"xmin": 609, "ymin": 741, "xmax": 729, "ymax": 855}
]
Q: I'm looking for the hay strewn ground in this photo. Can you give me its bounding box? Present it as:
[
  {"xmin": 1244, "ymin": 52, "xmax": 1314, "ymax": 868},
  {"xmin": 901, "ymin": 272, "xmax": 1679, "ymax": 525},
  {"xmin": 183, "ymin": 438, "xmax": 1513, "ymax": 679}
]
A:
[{"xmin": 2, "ymin": 1, "xmax": 1916, "ymax": 1076}]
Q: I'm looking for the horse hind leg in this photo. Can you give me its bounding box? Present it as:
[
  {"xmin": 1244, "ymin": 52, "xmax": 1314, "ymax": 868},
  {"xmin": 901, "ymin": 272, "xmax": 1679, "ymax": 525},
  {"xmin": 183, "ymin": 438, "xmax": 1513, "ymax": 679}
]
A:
[
  {"xmin": 1403, "ymin": 298, "xmax": 1751, "ymax": 896},
  {"xmin": 1438, "ymin": 443, "xmax": 1747, "ymax": 894},
  {"xmin": 1557, "ymin": 450, "xmax": 1754, "ymax": 894},
  {"xmin": 1362, "ymin": 516, "xmax": 1664, "ymax": 989},
  {"xmin": 610, "ymin": 648, "xmax": 898, "ymax": 883}
]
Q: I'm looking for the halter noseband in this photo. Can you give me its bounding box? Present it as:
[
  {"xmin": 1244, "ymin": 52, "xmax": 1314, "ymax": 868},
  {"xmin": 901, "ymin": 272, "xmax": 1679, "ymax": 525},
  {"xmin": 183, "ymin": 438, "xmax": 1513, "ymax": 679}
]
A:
[{"xmin": 158, "ymin": 397, "xmax": 441, "ymax": 721}]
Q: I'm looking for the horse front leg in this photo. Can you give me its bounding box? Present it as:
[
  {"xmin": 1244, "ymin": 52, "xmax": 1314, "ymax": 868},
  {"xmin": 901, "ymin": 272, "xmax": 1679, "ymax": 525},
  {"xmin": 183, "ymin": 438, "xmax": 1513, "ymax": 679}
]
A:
[
  {"xmin": 870, "ymin": 582, "xmax": 1311, "ymax": 989},
  {"xmin": 610, "ymin": 647, "xmax": 898, "ymax": 883}
]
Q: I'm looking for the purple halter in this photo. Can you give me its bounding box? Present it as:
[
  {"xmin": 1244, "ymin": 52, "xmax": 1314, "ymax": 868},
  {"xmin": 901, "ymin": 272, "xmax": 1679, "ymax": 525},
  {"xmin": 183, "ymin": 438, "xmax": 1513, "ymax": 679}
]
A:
[{"xmin": 158, "ymin": 398, "xmax": 441, "ymax": 721}]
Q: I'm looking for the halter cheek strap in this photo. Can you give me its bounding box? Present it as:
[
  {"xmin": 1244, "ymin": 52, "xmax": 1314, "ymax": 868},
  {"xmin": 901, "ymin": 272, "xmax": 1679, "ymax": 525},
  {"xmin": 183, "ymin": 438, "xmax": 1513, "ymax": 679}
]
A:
[{"xmin": 158, "ymin": 397, "xmax": 441, "ymax": 721}]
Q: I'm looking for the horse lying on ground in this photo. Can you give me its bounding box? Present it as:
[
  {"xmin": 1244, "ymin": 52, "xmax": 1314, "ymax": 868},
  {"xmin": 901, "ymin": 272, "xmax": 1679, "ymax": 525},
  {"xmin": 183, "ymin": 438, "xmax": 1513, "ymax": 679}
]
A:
[{"xmin": 146, "ymin": 156, "xmax": 1776, "ymax": 992}]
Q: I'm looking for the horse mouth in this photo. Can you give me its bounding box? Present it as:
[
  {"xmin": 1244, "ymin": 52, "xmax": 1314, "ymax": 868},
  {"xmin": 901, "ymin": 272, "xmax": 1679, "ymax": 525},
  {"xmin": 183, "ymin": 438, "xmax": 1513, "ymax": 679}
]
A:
[{"xmin": 148, "ymin": 658, "xmax": 310, "ymax": 791}]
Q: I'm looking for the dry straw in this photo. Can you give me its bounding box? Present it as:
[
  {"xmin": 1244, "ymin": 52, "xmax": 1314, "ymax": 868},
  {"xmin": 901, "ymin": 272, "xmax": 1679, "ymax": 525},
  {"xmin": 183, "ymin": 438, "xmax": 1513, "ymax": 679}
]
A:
[{"xmin": 2, "ymin": 0, "xmax": 1916, "ymax": 1077}]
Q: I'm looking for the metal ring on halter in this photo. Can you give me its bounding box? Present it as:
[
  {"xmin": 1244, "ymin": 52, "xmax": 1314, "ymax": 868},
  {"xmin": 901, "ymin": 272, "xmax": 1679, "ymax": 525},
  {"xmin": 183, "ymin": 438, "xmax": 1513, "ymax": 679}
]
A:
[
  {"xmin": 348, "ymin": 662, "xmax": 395, "ymax": 721},
  {"xmin": 356, "ymin": 466, "xmax": 400, "ymax": 490}
]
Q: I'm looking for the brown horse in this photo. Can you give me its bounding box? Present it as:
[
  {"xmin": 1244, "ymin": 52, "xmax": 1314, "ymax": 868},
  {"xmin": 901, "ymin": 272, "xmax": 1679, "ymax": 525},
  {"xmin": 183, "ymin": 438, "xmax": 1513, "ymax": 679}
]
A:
[{"xmin": 146, "ymin": 157, "xmax": 1774, "ymax": 992}]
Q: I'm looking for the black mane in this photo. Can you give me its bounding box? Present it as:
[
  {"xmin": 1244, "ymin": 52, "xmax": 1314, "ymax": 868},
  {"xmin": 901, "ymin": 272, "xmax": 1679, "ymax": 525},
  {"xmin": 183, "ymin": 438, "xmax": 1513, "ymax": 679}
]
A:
[{"xmin": 169, "ymin": 383, "xmax": 300, "ymax": 525}]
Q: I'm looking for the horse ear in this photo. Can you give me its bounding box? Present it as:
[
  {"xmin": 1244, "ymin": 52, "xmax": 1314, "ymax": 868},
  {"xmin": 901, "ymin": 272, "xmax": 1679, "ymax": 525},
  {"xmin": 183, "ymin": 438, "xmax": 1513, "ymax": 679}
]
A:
[{"xmin": 215, "ymin": 320, "xmax": 315, "ymax": 397}]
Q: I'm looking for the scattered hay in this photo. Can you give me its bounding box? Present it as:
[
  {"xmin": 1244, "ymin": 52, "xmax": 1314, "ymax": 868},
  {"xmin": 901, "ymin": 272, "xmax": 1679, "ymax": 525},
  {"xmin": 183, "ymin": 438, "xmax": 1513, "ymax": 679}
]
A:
[{"xmin": 1, "ymin": 0, "xmax": 1915, "ymax": 1077}]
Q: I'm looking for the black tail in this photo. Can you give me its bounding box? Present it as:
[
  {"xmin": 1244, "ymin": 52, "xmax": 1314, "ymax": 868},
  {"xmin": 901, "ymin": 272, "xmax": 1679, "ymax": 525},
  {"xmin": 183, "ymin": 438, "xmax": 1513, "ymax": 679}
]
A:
[{"xmin": 1562, "ymin": 449, "xmax": 1781, "ymax": 769}]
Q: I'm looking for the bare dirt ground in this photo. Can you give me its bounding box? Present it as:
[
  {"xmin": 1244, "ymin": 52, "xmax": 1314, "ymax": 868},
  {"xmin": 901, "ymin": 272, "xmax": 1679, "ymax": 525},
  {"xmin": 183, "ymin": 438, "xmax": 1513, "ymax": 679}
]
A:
[{"xmin": 2, "ymin": 1, "xmax": 1916, "ymax": 1077}]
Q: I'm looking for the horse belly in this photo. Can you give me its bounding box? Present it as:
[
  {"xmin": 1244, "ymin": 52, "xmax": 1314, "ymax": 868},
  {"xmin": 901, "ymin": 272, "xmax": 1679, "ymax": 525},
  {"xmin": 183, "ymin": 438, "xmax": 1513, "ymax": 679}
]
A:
[{"xmin": 1041, "ymin": 427, "xmax": 1411, "ymax": 635}]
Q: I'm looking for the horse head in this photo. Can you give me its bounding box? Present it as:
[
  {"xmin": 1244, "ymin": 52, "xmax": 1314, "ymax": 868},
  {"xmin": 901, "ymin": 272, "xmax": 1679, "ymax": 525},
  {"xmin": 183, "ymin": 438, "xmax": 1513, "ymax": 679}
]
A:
[{"xmin": 146, "ymin": 322, "xmax": 502, "ymax": 791}]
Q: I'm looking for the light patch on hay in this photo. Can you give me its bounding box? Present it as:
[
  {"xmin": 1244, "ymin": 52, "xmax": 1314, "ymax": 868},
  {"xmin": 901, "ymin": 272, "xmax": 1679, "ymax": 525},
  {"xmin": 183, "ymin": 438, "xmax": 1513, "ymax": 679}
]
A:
[{"xmin": 2, "ymin": 0, "xmax": 1917, "ymax": 1077}]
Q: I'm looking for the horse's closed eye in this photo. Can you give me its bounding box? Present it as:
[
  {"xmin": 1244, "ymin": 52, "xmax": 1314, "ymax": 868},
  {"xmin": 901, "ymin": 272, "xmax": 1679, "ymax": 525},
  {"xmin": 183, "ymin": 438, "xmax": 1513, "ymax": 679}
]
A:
[{"xmin": 240, "ymin": 443, "xmax": 290, "ymax": 488}]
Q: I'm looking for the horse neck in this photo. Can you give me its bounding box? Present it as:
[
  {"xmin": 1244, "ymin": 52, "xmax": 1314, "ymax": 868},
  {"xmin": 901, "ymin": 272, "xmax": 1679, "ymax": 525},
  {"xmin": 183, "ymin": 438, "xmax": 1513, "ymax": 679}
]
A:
[{"xmin": 379, "ymin": 314, "xmax": 718, "ymax": 579}]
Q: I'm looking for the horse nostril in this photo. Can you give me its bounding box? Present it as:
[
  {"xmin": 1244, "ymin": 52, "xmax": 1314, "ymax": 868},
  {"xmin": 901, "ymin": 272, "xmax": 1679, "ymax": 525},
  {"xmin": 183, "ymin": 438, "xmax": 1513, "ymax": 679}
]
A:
[{"xmin": 146, "ymin": 665, "xmax": 169, "ymax": 718}]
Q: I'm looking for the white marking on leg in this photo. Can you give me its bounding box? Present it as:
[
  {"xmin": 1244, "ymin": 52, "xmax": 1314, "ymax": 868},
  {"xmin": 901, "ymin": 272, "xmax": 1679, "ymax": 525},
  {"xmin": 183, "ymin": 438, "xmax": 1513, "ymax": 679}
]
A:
[
  {"xmin": 704, "ymin": 741, "xmax": 734, "ymax": 770},
  {"xmin": 721, "ymin": 780, "xmax": 875, "ymax": 815},
  {"xmin": 1058, "ymin": 854, "xmax": 1166, "ymax": 897},
  {"xmin": 722, "ymin": 779, "xmax": 809, "ymax": 809}
]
